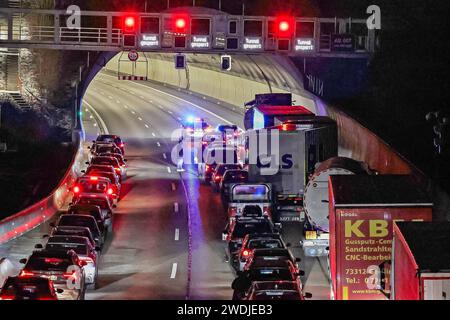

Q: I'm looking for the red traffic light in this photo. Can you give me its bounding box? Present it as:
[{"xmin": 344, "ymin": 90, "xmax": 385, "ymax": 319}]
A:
[
  {"xmin": 275, "ymin": 16, "xmax": 294, "ymax": 38},
  {"xmin": 123, "ymin": 15, "xmax": 136, "ymax": 33},
  {"xmin": 173, "ymin": 14, "xmax": 189, "ymax": 33}
]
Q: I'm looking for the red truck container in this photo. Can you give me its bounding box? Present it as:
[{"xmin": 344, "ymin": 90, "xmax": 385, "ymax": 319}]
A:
[
  {"xmin": 391, "ymin": 221, "xmax": 450, "ymax": 300},
  {"xmin": 328, "ymin": 175, "xmax": 433, "ymax": 300}
]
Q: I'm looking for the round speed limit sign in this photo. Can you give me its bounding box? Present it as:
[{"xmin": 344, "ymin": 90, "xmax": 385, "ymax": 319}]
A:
[{"xmin": 128, "ymin": 50, "xmax": 139, "ymax": 61}]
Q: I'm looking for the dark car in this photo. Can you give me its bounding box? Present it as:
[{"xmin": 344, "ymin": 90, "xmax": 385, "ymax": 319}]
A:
[
  {"xmin": 88, "ymin": 156, "xmax": 124, "ymax": 181},
  {"xmin": 0, "ymin": 276, "xmax": 62, "ymax": 300},
  {"xmin": 232, "ymin": 258, "xmax": 303, "ymax": 300},
  {"xmin": 220, "ymin": 170, "xmax": 249, "ymax": 205},
  {"xmin": 211, "ymin": 164, "xmax": 242, "ymax": 192},
  {"xmin": 95, "ymin": 134, "xmax": 125, "ymax": 154},
  {"xmin": 72, "ymin": 194, "xmax": 114, "ymax": 231},
  {"xmin": 237, "ymin": 233, "xmax": 290, "ymax": 271},
  {"xmin": 53, "ymin": 214, "xmax": 104, "ymax": 248},
  {"xmin": 49, "ymin": 226, "xmax": 96, "ymax": 248},
  {"xmin": 18, "ymin": 250, "xmax": 87, "ymax": 300},
  {"xmin": 67, "ymin": 202, "xmax": 110, "ymax": 234},
  {"xmin": 223, "ymin": 217, "xmax": 281, "ymax": 269}
]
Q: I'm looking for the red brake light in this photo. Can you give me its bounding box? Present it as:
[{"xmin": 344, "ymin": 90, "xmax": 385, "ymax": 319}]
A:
[
  {"xmin": 90, "ymin": 176, "xmax": 98, "ymax": 181},
  {"xmin": 73, "ymin": 186, "xmax": 80, "ymax": 193},
  {"xmin": 120, "ymin": 143, "xmax": 125, "ymax": 148},
  {"xmin": 19, "ymin": 270, "xmax": 34, "ymax": 277},
  {"xmin": 215, "ymin": 175, "xmax": 221, "ymax": 181},
  {"xmin": 205, "ymin": 165, "xmax": 211, "ymax": 172},
  {"xmin": 242, "ymin": 249, "xmax": 250, "ymax": 257},
  {"xmin": 79, "ymin": 257, "xmax": 94, "ymax": 264},
  {"xmin": 45, "ymin": 258, "xmax": 63, "ymax": 264},
  {"xmin": 63, "ymin": 272, "xmax": 77, "ymax": 279},
  {"xmin": 107, "ymin": 188, "xmax": 113, "ymax": 195}
]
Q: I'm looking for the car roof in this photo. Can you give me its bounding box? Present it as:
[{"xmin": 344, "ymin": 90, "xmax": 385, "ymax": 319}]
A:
[
  {"xmin": 77, "ymin": 193, "xmax": 110, "ymax": 200},
  {"xmin": 253, "ymin": 281, "xmax": 298, "ymax": 291},
  {"xmin": 5, "ymin": 276, "xmax": 50, "ymax": 285},
  {"xmin": 98, "ymin": 134, "xmax": 120, "ymax": 139},
  {"xmin": 250, "ymin": 257, "xmax": 292, "ymax": 268},
  {"xmin": 252, "ymin": 248, "xmax": 291, "ymax": 256},
  {"xmin": 246, "ymin": 233, "xmax": 282, "ymax": 240},
  {"xmin": 47, "ymin": 235, "xmax": 89, "ymax": 245},
  {"xmin": 69, "ymin": 204, "xmax": 102, "ymax": 211},
  {"xmin": 59, "ymin": 214, "xmax": 97, "ymax": 221},
  {"xmin": 30, "ymin": 249, "xmax": 75, "ymax": 258}
]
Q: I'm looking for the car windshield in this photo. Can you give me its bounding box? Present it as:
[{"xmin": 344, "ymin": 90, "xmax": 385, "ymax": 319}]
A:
[
  {"xmin": 86, "ymin": 172, "xmax": 115, "ymax": 183},
  {"xmin": 97, "ymin": 136, "xmax": 121, "ymax": 144},
  {"xmin": 1, "ymin": 280, "xmax": 51, "ymax": 297},
  {"xmin": 77, "ymin": 197, "xmax": 109, "ymax": 210},
  {"xmin": 58, "ymin": 216, "xmax": 99, "ymax": 236},
  {"xmin": 249, "ymin": 268, "xmax": 294, "ymax": 281},
  {"xmin": 53, "ymin": 229, "xmax": 94, "ymax": 245},
  {"xmin": 216, "ymin": 165, "xmax": 240, "ymax": 176},
  {"xmin": 45, "ymin": 243, "xmax": 88, "ymax": 255},
  {"xmin": 92, "ymin": 158, "xmax": 119, "ymax": 167},
  {"xmin": 223, "ymin": 171, "xmax": 248, "ymax": 183},
  {"xmin": 78, "ymin": 180, "xmax": 108, "ymax": 193},
  {"xmin": 253, "ymin": 291, "xmax": 300, "ymax": 300},
  {"xmin": 248, "ymin": 239, "xmax": 283, "ymax": 249},
  {"xmin": 97, "ymin": 146, "xmax": 117, "ymax": 153},
  {"xmin": 86, "ymin": 166, "xmax": 113, "ymax": 173},
  {"xmin": 232, "ymin": 222, "xmax": 273, "ymax": 238},
  {"xmin": 232, "ymin": 185, "xmax": 269, "ymax": 201},
  {"xmin": 26, "ymin": 256, "xmax": 72, "ymax": 272}
]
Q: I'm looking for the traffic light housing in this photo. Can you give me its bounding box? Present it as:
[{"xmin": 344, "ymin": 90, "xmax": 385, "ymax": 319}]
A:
[
  {"xmin": 173, "ymin": 14, "xmax": 189, "ymax": 34},
  {"xmin": 123, "ymin": 15, "xmax": 137, "ymax": 33},
  {"xmin": 221, "ymin": 55, "xmax": 231, "ymax": 71},
  {"xmin": 274, "ymin": 16, "xmax": 294, "ymax": 38}
]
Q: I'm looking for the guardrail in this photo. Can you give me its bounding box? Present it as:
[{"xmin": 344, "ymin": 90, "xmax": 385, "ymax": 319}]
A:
[{"xmin": 0, "ymin": 132, "xmax": 82, "ymax": 244}]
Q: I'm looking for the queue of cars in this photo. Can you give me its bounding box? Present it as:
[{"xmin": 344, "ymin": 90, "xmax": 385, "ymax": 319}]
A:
[
  {"xmin": 183, "ymin": 118, "xmax": 311, "ymax": 301},
  {"xmin": 0, "ymin": 135, "xmax": 126, "ymax": 300}
]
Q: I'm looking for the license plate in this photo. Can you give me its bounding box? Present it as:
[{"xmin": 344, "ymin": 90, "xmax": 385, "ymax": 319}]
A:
[{"xmin": 305, "ymin": 231, "xmax": 318, "ymax": 240}]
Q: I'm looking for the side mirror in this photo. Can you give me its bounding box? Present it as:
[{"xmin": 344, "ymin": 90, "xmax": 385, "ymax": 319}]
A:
[
  {"xmin": 222, "ymin": 231, "xmax": 228, "ymax": 241},
  {"xmin": 19, "ymin": 258, "xmax": 27, "ymax": 264},
  {"xmin": 113, "ymin": 204, "xmax": 117, "ymax": 209},
  {"xmin": 304, "ymin": 292, "xmax": 313, "ymax": 299},
  {"xmin": 34, "ymin": 244, "xmax": 43, "ymax": 249},
  {"xmin": 124, "ymin": 159, "xmax": 128, "ymax": 162},
  {"xmin": 49, "ymin": 222, "xmax": 56, "ymax": 228},
  {"xmin": 68, "ymin": 203, "xmax": 73, "ymax": 206},
  {"xmin": 85, "ymin": 162, "xmax": 90, "ymax": 165},
  {"xmin": 295, "ymin": 257, "xmax": 301, "ymax": 263},
  {"xmin": 286, "ymin": 242, "xmax": 292, "ymax": 247},
  {"xmin": 56, "ymin": 288, "xmax": 64, "ymax": 294},
  {"xmin": 95, "ymin": 246, "xmax": 101, "ymax": 252},
  {"xmin": 42, "ymin": 234, "xmax": 49, "ymax": 239},
  {"xmin": 81, "ymin": 170, "xmax": 86, "ymax": 173},
  {"xmin": 297, "ymin": 270, "xmax": 305, "ymax": 277},
  {"xmin": 92, "ymin": 141, "xmax": 95, "ymax": 143},
  {"xmin": 231, "ymin": 278, "xmax": 239, "ymax": 290},
  {"xmin": 87, "ymin": 146, "xmax": 91, "ymax": 149}
]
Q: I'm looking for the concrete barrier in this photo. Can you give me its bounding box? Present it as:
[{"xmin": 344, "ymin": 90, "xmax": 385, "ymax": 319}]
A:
[{"xmin": 0, "ymin": 132, "xmax": 82, "ymax": 244}]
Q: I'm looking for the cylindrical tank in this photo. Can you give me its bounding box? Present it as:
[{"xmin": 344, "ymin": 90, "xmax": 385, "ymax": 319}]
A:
[{"xmin": 304, "ymin": 157, "xmax": 372, "ymax": 232}]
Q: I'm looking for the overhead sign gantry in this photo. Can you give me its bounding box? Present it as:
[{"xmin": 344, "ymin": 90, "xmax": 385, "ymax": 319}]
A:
[{"xmin": 0, "ymin": 7, "xmax": 376, "ymax": 57}]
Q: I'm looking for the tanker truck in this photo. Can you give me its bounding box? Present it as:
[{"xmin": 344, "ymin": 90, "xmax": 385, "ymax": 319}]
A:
[{"xmin": 300, "ymin": 157, "xmax": 373, "ymax": 257}]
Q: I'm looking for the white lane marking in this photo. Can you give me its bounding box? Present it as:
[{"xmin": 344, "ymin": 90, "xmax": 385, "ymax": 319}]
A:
[
  {"xmin": 174, "ymin": 228, "xmax": 180, "ymax": 241},
  {"xmin": 167, "ymin": 110, "xmax": 173, "ymax": 114},
  {"xmin": 171, "ymin": 183, "xmax": 176, "ymax": 191},
  {"xmin": 157, "ymin": 142, "xmax": 161, "ymax": 147},
  {"xmin": 116, "ymin": 100, "xmax": 120, "ymax": 104},
  {"xmin": 89, "ymin": 115, "xmax": 93, "ymax": 119},
  {"xmin": 167, "ymin": 166, "xmax": 172, "ymax": 173},
  {"xmin": 174, "ymin": 202, "xmax": 179, "ymax": 212},
  {"xmin": 108, "ymin": 95, "xmax": 113, "ymax": 99},
  {"xmin": 151, "ymin": 132, "xmax": 156, "ymax": 137},
  {"xmin": 145, "ymin": 124, "xmax": 149, "ymax": 128},
  {"xmin": 163, "ymin": 153, "xmax": 167, "ymax": 159},
  {"xmin": 170, "ymin": 263, "xmax": 177, "ymax": 279},
  {"xmin": 124, "ymin": 105, "xmax": 129, "ymax": 109},
  {"xmin": 138, "ymin": 117, "xmax": 142, "ymax": 121},
  {"xmin": 177, "ymin": 117, "xmax": 182, "ymax": 121},
  {"xmin": 93, "ymin": 123, "xmax": 97, "ymax": 127},
  {"xmin": 131, "ymin": 111, "xmax": 136, "ymax": 114},
  {"xmin": 83, "ymin": 100, "xmax": 109, "ymax": 134},
  {"xmin": 101, "ymin": 73, "xmax": 240, "ymax": 129}
]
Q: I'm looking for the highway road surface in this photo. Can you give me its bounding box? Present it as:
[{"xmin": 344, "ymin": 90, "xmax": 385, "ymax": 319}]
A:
[{"xmin": 0, "ymin": 70, "xmax": 330, "ymax": 300}]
